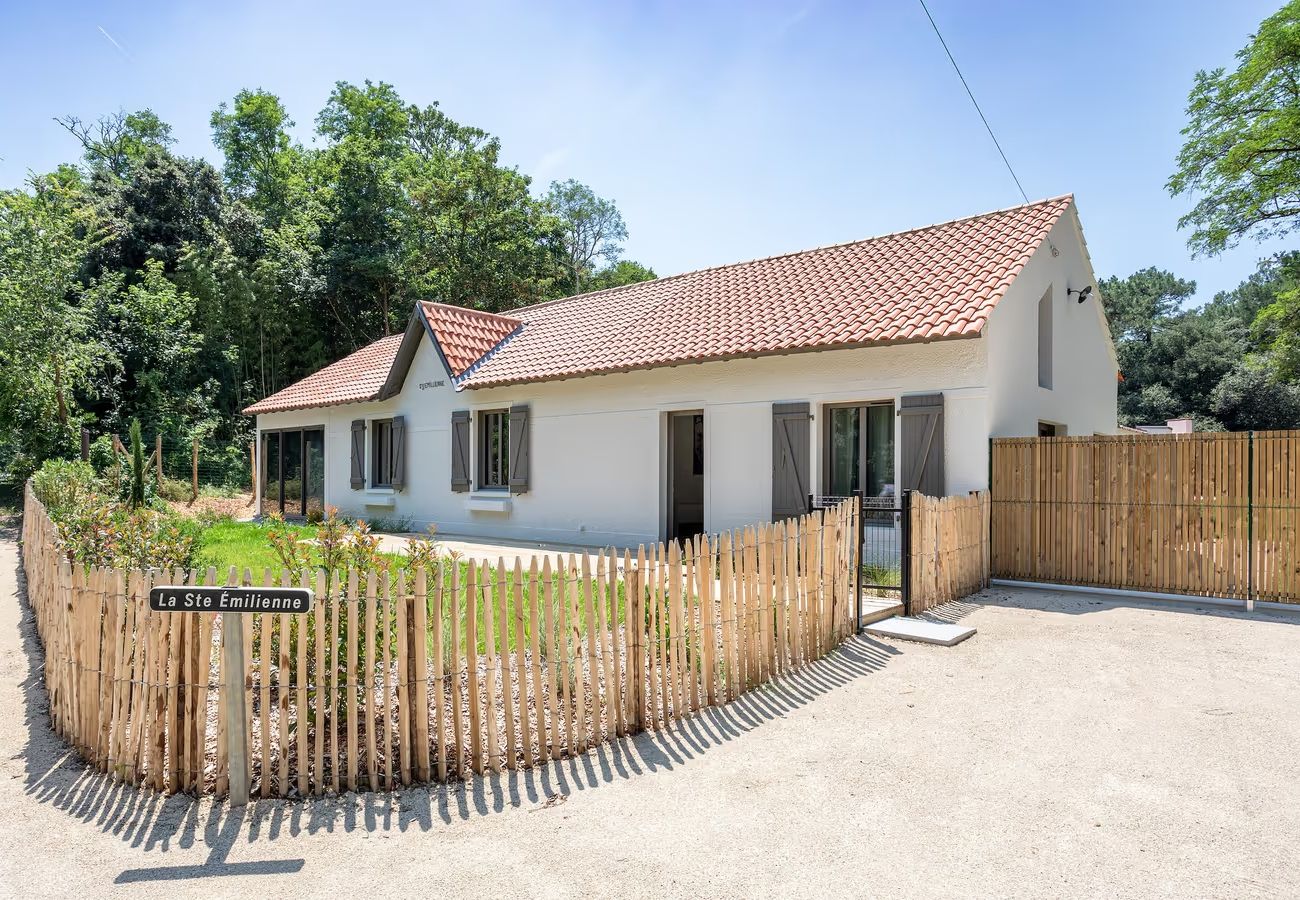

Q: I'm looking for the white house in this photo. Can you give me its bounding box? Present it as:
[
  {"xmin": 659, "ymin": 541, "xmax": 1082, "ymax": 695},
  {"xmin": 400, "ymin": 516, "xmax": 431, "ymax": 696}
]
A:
[{"xmin": 245, "ymin": 194, "xmax": 1118, "ymax": 547}]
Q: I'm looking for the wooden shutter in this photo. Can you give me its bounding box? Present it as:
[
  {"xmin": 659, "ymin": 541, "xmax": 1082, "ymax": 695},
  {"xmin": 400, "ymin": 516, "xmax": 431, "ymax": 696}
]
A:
[
  {"xmin": 451, "ymin": 410, "xmax": 471, "ymax": 493},
  {"xmin": 350, "ymin": 419, "xmax": 366, "ymax": 490},
  {"xmin": 390, "ymin": 415, "xmax": 407, "ymax": 490},
  {"xmin": 772, "ymin": 402, "xmax": 811, "ymax": 520},
  {"xmin": 508, "ymin": 403, "xmax": 530, "ymax": 493},
  {"xmin": 899, "ymin": 393, "xmax": 945, "ymax": 497}
]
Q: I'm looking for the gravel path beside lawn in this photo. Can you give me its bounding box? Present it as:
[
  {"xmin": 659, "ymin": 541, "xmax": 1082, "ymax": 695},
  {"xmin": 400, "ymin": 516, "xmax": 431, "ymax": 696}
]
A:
[{"xmin": 2, "ymin": 518, "xmax": 1298, "ymax": 899}]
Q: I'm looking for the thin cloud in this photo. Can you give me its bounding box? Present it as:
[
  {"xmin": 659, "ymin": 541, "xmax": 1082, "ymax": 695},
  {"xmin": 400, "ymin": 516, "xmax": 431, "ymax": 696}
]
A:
[{"xmin": 97, "ymin": 25, "xmax": 131, "ymax": 59}]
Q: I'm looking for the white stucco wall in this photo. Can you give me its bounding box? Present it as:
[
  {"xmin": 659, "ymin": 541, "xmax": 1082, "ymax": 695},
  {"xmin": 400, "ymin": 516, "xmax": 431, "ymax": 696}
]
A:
[
  {"xmin": 984, "ymin": 206, "xmax": 1119, "ymax": 438},
  {"xmin": 254, "ymin": 200, "xmax": 1117, "ymax": 548},
  {"xmin": 257, "ymin": 335, "xmax": 990, "ymax": 548}
]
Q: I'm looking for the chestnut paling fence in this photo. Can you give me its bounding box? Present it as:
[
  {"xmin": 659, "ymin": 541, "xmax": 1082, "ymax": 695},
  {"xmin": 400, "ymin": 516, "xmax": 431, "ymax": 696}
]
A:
[
  {"xmin": 21, "ymin": 486, "xmax": 860, "ymax": 798},
  {"xmin": 908, "ymin": 492, "xmax": 991, "ymax": 615}
]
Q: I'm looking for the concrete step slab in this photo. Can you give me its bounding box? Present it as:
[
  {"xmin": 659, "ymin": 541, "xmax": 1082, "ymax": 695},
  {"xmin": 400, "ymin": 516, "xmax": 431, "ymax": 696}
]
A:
[{"xmin": 864, "ymin": 616, "xmax": 976, "ymax": 646}]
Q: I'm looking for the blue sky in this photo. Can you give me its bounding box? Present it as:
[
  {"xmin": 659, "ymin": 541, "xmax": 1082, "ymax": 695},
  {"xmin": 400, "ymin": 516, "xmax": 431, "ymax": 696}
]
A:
[{"xmin": 1, "ymin": 0, "xmax": 1289, "ymax": 304}]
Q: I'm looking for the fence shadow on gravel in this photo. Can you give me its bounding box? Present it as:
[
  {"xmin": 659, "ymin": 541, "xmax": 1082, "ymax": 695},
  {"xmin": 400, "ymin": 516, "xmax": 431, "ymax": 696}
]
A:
[{"xmin": 11, "ymin": 520, "xmax": 901, "ymax": 867}]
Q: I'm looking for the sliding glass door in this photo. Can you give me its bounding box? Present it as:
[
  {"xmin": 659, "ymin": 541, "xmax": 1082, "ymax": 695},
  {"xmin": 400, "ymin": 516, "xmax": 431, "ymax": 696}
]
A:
[
  {"xmin": 261, "ymin": 427, "xmax": 325, "ymax": 518},
  {"xmin": 823, "ymin": 402, "xmax": 895, "ymax": 500}
]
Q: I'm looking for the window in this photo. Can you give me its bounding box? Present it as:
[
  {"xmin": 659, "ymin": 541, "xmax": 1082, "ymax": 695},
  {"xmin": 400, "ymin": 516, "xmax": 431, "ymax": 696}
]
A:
[
  {"xmin": 372, "ymin": 418, "xmax": 394, "ymax": 487},
  {"xmin": 479, "ymin": 410, "xmax": 510, "ymax": 489},
  {"xmin": 1038, "ymin": 421, "xmax": 1066, "ymax": 437},
  {"xmin": 1038, "ymin": 288, "xmax": 1053, "ymax": 389},
  {"xmin": 823, "ymin": 402, "xmax": 895, "ymax": 499},
  {"xmin": 260, "ymin": 427, "xmax": 324, "ymax": 517}
]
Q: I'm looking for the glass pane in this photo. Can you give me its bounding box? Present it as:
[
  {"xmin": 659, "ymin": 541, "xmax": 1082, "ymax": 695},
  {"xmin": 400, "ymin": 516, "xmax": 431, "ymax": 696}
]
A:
[
  {"xmin": 282, "ymin": 430, "xmax": 302, "ymax": 514},
  {"xmin": 262, "ymin": 432, "xmax": 280, "ymax": 516},
  {"xmin": 866, "ymin": 404, "xmax": 895, "ymax": 499},
  {"xmin": 305, "ymin": 429, "xmax": 325, "ymax": 518},
  {"xmin": 828, "ymin": 407, "xmax": 860, "ymax": 497}
]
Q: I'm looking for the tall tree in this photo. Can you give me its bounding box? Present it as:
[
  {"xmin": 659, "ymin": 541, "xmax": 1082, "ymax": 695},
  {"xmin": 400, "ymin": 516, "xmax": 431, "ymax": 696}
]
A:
[
  {"xmin": 584, "ymin": 259, "xmax": 656, "ymax": 292},
  {"xmin": 545, "ymin": 179, "xmax": 628, "ymax": 294},
  {"xmin": 1169, "ymin": 1, "xmax": 1300, "ymax": 255},
  {"xmin": 211, "ymin": 89, "xmax": 301, "ymax": 224},
  {"xmin": 315, "ymin": 81, "xmax": 410, "ymax": 348},
  {"xmin": 54, "ymin": 109, "xmax": 175, "ymax": 180}
]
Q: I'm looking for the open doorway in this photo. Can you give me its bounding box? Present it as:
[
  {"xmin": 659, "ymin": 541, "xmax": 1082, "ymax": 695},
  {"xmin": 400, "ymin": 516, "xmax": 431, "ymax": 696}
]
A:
[{"xmin": 666, "ymin": 411, "xmax": 704, "ymax": 541}]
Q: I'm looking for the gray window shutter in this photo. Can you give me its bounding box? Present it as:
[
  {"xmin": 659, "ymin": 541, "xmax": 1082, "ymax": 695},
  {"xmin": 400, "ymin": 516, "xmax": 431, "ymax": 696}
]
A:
[
  {"xmin": 390, "ymin": 415, "xmax": 407, "ymax": 490},
  {"xmin": 899, "ymin": 393, "xmax": 945, "ymax": 497},
  {"xmin": 772, "ymin": 402, "xmax": 810, "ymax": 520},
  {"xmin": 350, "ymin": 419, "xmax": 366, "ymax": 490},
  {"xmin": 508, "ymin": 403, "xmax": 530, "ymax": 493},
  {"xmin": 451, "ymin": 410, "xmax": 471, "ymax": 492}
]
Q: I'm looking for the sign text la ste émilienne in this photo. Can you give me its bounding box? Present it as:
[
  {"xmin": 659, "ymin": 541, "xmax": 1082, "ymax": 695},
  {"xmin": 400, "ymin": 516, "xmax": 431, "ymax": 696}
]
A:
[{"xmin": 148, "ymin": 585, "xmax": 313, "ymax": 614}]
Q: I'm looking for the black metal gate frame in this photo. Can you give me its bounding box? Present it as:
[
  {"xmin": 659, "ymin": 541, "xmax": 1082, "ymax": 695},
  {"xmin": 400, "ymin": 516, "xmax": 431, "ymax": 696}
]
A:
[{"xmin": 808, "ymin": 490, "xmax": 912, "ymax": 622}]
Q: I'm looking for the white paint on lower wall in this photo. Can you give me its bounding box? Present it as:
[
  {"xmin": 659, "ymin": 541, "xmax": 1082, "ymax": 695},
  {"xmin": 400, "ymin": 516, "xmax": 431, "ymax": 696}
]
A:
[{"xmin": 257, "ymin": 335, "xmax": 994, "ymax": 548}]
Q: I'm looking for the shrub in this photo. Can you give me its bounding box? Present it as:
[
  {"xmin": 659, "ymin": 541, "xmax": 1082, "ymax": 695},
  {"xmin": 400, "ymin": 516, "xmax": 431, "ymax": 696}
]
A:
[
  {"xmin": 159, "ymin": 476, "xmax": 193, "ymax": 503},
  {"xmin": 31, "ymin": 459, "xmax": 101, "ymax": 519},
  {"xmin": 365, "ymin": 514, "xmax": 414, "ymax": 533},
  {"xmin": 128, "ymin": 420, "xmax": 147, "ymax": 508}
]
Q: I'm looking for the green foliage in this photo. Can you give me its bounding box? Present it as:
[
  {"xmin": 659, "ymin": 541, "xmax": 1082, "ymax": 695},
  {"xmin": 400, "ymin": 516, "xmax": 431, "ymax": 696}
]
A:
[
  {"xmin": 1102, "ymin": 256, "xmax": 1300, "ymax": 431},
  {"xmin": 1169, "ymin": 2, "xmax": 1300, "ymax": 255},
  {"xmin": 546, "ymin": 178, "xmax": 628, "ymax": 294},
  {"xmin": 31, "ymin": 459, "xmax": 101, "ymax": 519},
  {"xmin": 2, "ymin": 84, "xmax": 646, "ymax": 483},
  {"xmin": 584, "ymin": 259, "xmax": 657, "ymax": 292},
  {"xmin": 128, "ymin": 420, "xmax": 146, "ymax": 508}
]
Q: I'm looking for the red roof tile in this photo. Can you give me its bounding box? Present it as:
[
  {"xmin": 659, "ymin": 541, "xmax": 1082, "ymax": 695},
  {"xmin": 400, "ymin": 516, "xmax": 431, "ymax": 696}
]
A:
[
  {"xmin": 419, "ymin": 301, "xmax": 521, "ymax": 376},
  {"xmin": 461, "ymin": 195, "xmax": 1073, "ymax": 388},
  {"xmin": 243, "ymin": 334, "xmax": 404, "ymax": 415},
  {"xmin": 244, "ymin": 196, "xmax": 1074, "ymax": 413}
]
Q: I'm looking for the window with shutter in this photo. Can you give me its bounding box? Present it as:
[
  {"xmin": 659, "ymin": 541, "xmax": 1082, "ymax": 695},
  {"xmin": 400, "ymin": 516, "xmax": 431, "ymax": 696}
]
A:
[{"xmin": 390, "ymin": 415, "xmax": 407, "ymax": 490}]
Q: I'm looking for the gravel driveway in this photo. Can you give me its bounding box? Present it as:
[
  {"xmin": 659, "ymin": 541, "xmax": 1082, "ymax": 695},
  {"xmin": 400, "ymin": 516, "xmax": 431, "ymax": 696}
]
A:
[{"xmin": 2, "ymin": 520, "xmax": 1298, "ymax": 899}]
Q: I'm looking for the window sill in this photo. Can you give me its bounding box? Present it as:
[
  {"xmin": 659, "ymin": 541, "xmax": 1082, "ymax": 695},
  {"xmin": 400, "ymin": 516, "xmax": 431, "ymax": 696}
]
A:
[
  {"xmin": 363, "ymin": 490, "xmax": 396, "ymax": 509},
  {"xmin": 466, "ymin": 492, "xmax": 511, "ymax": 514}
]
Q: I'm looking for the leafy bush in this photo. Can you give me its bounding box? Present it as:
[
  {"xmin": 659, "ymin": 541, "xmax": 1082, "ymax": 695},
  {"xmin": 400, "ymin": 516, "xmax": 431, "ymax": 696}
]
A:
[
  {"xmin": 159, "ymin": 475, "xmax": 193, "ymax": 503},
  {"xmin": 31, "ymin": 459, "xmax": 101, "ymax": 519},
  {"xmin": 365, "ymin": 514, "xmax": 413, "ymax": 533}
]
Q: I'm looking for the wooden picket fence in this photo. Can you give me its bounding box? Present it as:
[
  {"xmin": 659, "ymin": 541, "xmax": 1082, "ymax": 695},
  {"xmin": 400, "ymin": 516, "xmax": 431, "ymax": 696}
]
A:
[
  {"xmin": 991, "ymin": 432, "xmax": 1300, "ymax": 603},
  {"xmin": 21, "ymin": 486, "xmax": 859, "ymax": 798},
  {"xmin": 908, "ymin": 492, "xmax": 991, "ymax": 614}
]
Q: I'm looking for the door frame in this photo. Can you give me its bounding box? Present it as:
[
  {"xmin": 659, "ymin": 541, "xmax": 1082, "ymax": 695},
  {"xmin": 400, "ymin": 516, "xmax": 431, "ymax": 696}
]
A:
[
  {"xmin": 259, "ymin": 424, "xmax": 325, "ymax": 518},
  {"xmin": 663, "ymin": 409, "xmax": 705, "ymax": 542}
]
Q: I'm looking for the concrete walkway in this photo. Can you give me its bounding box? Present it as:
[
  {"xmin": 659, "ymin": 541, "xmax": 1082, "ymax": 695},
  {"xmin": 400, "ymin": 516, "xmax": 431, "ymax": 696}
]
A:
[{"xmin": 3, "ymin": 517, "xmax": 1299, "ymax": 898}]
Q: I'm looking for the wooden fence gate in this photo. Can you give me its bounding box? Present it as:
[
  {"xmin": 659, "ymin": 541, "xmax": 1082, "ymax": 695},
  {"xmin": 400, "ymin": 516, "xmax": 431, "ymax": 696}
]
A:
[{"xmin": 991, "ymin": 431, "xmax": 1300, "ymax": 604}]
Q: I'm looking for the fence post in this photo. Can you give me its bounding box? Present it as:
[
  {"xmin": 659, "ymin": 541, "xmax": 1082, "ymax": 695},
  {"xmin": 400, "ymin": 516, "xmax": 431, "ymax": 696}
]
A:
[
  {"xmin": 1247, "ymin": 431, "xmax": 1255, "ymax": 613},
  {"xmin": 155, "ymin": 434, "xmax": 163, "ymax": 490},
  {"xmin": 191, "ymin": 437, "xmax": 199, "ymax": 503},
  {"xmin": 853, "ymin": 491, "xmax": 864, "ymax": 632},
  {"xmin": 222, "ymin": 611, "xmax": 250, "ymax": 806},
  {"xmin": 81, "ymin": 428, "xmax": 90, "ymax": 462},
  {"xmin": 900, "ymin": 489, "xmax": 913, "ymax": 617}
]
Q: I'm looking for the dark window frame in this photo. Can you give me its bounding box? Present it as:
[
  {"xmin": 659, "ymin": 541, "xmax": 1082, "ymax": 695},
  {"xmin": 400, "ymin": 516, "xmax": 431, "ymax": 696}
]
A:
[
  {"xmin": 478, "ymin": 409, "xmax": 510, "ymax": 490},
  {"xmin": 371, "ymin": 418, "xmax": 395, "ymax": 488},
  {"xmin": 820, "ymin": 400, "xmax": 896, "ymax": 499},
  {"xmin": 260, "ymin": 424, "xmax": 325, "ymax": 518}
]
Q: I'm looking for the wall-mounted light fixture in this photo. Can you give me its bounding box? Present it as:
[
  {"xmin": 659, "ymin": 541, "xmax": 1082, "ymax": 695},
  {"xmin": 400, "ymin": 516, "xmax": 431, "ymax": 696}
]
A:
[{"xmin": 1068, "ymin": 286, "xmax": 1093, "ymax": 304}]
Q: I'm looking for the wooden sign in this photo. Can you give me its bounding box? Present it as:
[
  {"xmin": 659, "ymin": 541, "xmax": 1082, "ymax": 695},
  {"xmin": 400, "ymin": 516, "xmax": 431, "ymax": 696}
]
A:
[{"xmin": 148, "ymin": 585, "xmax": 313, "ymax": 614}]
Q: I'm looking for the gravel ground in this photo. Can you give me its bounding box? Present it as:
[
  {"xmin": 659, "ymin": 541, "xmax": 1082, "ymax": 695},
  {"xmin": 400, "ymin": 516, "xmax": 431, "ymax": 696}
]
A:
[{"xmin": 3, "ymin": 519, "xmax": 1300, "ymax": 899}]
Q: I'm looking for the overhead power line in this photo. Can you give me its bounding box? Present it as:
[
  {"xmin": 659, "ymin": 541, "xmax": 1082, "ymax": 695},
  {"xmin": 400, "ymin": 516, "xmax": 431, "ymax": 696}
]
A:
[{"xmin": 917, "ymin": 0, "xmax": 1030, "ymax": 206}]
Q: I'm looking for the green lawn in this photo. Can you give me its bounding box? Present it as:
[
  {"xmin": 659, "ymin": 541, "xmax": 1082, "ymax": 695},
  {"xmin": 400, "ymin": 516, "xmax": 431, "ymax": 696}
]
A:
[{"xmin": 195, "ymin": 519, "xmax": 627, "ymax": 654}]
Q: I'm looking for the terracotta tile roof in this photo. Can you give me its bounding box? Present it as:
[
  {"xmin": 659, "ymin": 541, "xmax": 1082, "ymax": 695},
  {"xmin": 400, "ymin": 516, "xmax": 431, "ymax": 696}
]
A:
[
  {"xmin": 460, "ymin": 195, "xmax": 1074, "ymax": 388},
  {"xmin": 419, "ymin": 301, "xmax": 521, "ymax": 376},
  {"xmin": 243, "ymin": 334, "xmax": 404, "ymax": 415},
  {"xmin": 244, "ymin": 195, "xmax": 1075, "ymax": 414}
]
